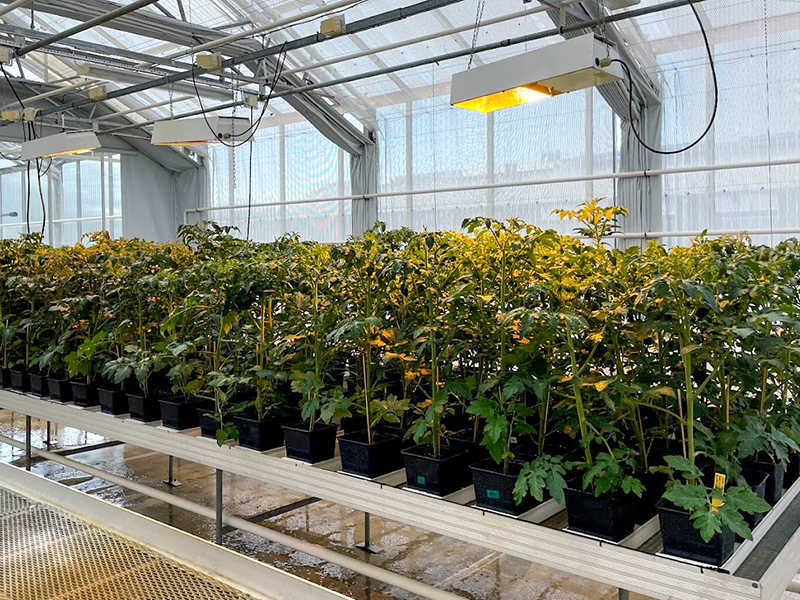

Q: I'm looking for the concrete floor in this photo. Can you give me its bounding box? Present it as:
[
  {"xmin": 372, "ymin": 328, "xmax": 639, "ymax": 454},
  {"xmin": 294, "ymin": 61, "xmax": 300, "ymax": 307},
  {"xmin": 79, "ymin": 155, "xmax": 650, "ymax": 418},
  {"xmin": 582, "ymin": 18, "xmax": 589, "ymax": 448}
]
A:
[{"xmin": 1, "ymin": 409, "xmax": 797, "ymax": 600}]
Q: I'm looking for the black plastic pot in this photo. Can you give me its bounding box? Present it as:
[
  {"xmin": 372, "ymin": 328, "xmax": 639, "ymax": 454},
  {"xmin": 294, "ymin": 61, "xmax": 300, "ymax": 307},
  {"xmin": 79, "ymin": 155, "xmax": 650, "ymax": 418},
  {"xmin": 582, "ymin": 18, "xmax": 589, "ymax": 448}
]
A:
[
  {"xmin": 378, "ymin": 423, "xmax": 414, "ymax": 448},
  {"xmin": 564, "ymin": 486, "xmax": 638, "ymax": 542},
  {"xmin": 471, "ymin": 458, "xmax": 541, "ymax": 515},
  {"xmin": 198, "ymin": 409, "xmax": 218, "ymax": 439},
  {"xmin": 402, "ymin": 444, "xmax": 471, "ymax": 497},
  {"xmin": 339, "ymin": 415, "xmax": 362, "ymax": 435},
  {"xmin": 634, "ymin": 471, "xmax": 668, "ymax": 525},
  {"xmin": 10, "ymin": 368, "xmax": 30, "ymax": 392},
  {"xmin": 741, "ymin": 468, "xmax": 769, "ymax": 540},
  {"xmin": 282, "ymin": 422, "xmax": 338, "ymax": 463},
  {"xmin": 786, "ymin": 452, "xmax": 800, "ymax": 488},
  {"xmin": 71, "ymin": 380, "xmax": 99, "ymax": 407},
  {"xmin": 657, "ymin": 500, "xmax": 735, "ymax": 566},
  {"xmin": 98, "ymin": 389, "xmax": 128, "ymax": 415},
  {"xmin": 233, "ymin": 415, "xmax": 285, "ymax": 451},
  {"xmin": 0, "ymin": 367, "xmax": 10, "ymax": 389},
  {"xmin": 339, "ymin": 431, "xmax": 403, "ymax": 479},
  {"xmin": 47, "ymin": 377, "xmax": 72, "ymax": 402},
  {"xmin": 29, "ymin": 373, "xmax": 49, "ymax": 397},
  {"xmin": 453, "ymin": 432, "xmax": 491, "ymax": 465},
  {"xmin": 158, "ymin": 396, "xmax": 202, "ymax": 430},
  {"xmin": 745, "ymin": 458, "xmax": 785, "ymax": 506},
  {"xmin": 127, "ymin": 392, "xmax": 162, "ymax": 422}
]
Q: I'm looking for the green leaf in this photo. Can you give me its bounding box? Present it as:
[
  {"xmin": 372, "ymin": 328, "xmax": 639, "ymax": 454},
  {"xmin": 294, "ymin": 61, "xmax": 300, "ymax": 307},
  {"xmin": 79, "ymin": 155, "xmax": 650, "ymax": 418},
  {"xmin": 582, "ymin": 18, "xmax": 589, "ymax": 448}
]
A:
[
  {"xmin": 663, "ymin": 483, "xmax": 707, "ymax": 512},
  {"xmin": 692, "ymin": 508, "xmax": 722, "ymax": 543},
  {"xmin": 664, "ymin": 455, "xmax": 703, "ymax": 481}
]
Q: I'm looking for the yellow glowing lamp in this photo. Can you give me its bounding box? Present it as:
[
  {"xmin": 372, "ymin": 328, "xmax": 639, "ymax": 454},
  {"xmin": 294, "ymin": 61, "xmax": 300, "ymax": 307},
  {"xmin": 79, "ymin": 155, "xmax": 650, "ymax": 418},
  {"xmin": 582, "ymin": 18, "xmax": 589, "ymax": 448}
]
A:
[
  {"xmin": 454, "ymin": 85, "xmax": 555, "ymax": 113},
  {"xmin": 20, "ymin": 131, "xmax": 100, "ymax": 161},
  {"xmin": 450, "ymin": 34, "xmax": 623, "ymax": 114}
]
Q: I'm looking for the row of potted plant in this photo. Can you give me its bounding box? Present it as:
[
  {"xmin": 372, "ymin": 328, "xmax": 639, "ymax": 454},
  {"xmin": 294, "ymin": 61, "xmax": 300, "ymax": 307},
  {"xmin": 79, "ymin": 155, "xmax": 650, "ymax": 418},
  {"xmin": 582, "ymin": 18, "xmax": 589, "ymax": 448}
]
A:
[{"xmin": 1, "ymin": 201, "xmax": 798, "ymax": 567}]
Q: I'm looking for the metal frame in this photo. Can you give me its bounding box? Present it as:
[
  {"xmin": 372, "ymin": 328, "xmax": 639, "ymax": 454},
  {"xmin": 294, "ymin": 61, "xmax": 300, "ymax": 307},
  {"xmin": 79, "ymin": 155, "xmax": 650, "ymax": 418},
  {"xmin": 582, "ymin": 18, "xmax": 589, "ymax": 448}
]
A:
[
  {"xmin": 2, "ymin": 390, "xmax": 797, "ymax": 600},
  {"xmin": 0, "ymin": 461, "xmax": 349, "ymax": 600}
]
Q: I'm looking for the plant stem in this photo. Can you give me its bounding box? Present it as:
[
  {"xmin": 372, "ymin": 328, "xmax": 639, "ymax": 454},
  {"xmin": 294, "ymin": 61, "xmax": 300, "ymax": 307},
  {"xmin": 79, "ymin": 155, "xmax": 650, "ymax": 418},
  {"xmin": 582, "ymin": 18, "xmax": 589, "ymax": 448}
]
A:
[{"xmin": 566, "ymin": 323, "xmax": 592, "ymax": 467}]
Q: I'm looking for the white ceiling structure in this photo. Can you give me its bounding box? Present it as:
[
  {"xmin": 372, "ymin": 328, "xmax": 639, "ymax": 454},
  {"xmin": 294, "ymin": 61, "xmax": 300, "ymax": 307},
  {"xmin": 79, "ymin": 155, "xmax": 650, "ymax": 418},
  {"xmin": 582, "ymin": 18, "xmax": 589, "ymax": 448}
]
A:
[{"xmin": 0, "ymin": 0, "xmax": 791, "ymax": 161}]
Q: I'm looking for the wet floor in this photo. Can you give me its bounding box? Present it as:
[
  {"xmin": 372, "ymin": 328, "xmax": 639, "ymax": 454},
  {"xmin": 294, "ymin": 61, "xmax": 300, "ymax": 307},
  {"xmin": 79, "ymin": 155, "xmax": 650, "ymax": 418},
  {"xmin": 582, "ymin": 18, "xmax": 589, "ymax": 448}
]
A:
[{"xmin": 1, "ymin": 410, "xmax": 797, "ymax": 600}]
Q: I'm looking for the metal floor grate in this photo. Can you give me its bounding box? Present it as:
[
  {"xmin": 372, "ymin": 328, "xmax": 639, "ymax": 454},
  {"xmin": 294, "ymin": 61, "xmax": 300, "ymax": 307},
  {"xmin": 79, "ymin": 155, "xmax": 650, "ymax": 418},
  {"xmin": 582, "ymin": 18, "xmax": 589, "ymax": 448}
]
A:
[{"xmin": 0, "ymin": 487, "xmax": 260, "ymax": 600}]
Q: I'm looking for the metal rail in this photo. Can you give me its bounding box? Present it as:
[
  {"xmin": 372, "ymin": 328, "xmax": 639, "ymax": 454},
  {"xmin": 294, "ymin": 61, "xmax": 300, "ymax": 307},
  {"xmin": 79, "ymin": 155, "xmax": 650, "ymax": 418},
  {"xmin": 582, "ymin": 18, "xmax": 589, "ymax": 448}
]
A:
[
  {"xmin": 15, "ymin": 0, "xmax": 160, "ymax": 57},
  {"xmin": 0, "ymin": 429, "xmax": 465, "ymax": 600},
  {"xmin": 182, "ymin": 155, "xmax": 800, "ymax": 241},
  {"xmin": 0, "ymin": 461, "xmax": 347, "ymax": 600},
  {"xmin": 0, "ymin": 390, "xmax": 787, "ymax": 600}
]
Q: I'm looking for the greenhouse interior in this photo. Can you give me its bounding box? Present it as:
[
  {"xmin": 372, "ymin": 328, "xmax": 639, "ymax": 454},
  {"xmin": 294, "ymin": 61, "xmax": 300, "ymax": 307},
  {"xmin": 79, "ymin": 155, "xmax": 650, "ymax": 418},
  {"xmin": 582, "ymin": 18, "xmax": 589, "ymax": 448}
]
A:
[{"xmin": 3, "ymin": 0, "xmax": 800, "ymax": 599}]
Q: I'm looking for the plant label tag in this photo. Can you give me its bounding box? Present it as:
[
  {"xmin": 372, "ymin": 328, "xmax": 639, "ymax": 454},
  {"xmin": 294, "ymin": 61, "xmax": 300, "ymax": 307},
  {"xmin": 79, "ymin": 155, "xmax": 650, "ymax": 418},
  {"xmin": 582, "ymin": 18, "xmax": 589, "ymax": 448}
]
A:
[
  {"xmin": 487, "ymin": 489, "xmax": 500, "ymax": 499},
  {"xmin": 711, "ymin": 473, "xmax": 726, "ymax": 512},
  {"xmin": 417, "ymin": 476, "xmax": 426, "ymax": 485}
]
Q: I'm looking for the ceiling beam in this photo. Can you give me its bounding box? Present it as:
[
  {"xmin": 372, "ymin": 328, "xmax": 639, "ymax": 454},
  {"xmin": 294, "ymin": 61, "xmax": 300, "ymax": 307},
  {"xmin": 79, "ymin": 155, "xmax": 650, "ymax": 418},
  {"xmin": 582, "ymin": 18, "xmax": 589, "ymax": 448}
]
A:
[
  {"xmin": 16, "ymin": 0, "xmax": 160, "ymax": 56},
  {"xmin": 0, "ymin": 0, "xmax": 371, "ymax": 153}
]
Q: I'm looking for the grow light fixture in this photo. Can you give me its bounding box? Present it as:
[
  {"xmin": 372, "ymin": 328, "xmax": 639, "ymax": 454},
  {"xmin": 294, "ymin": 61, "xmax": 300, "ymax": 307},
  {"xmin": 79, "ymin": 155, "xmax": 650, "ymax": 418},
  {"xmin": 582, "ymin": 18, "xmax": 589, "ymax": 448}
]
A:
[
  {"xmin": 450, "ymin": 34, "xmax": 623, "ymax": 113},
  {"xmin": 151, "ymin": 115, "xmax": 251, "ymax": 146},
  {"xmin": 20, "ymin": 131, "xmax": 100, "ymax": 161}
]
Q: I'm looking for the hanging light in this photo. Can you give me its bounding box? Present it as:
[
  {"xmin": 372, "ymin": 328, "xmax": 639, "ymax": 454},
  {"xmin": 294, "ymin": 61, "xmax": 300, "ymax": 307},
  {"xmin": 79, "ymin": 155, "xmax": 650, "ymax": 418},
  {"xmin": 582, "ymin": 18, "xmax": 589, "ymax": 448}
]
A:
[
  {"xmin": 450, "ymin": 34, "xmax": 623, "ymax": 113},
  {"xmin": 20, "ymin": 131, "xmax": 100, "ymax": 161},
  {"xmin": 151, "ymin": 115, "xmax": 251, "ymax": 146}
]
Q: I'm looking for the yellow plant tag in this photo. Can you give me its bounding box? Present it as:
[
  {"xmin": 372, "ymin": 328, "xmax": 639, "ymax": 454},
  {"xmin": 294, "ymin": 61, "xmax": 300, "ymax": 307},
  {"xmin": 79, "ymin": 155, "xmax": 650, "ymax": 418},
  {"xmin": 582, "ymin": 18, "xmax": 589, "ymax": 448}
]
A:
[{"xmin": 711, "ymin": 473, "xmax": 726, "ymax": 512}]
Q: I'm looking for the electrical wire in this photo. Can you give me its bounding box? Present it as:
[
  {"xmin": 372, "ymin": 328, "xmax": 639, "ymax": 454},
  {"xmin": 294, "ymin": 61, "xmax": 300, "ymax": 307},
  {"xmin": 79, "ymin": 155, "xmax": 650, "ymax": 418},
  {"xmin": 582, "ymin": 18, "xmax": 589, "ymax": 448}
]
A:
[
  {"xmin": 35, "ymin": 157, "xmax": 46, "ymax": 237},
  {"xmin": 190, "ymin": 42, "xmax": 288, "ymax": 149},
  {"xmin": 246, "ymin": 105, "xmax": 253, "ymax": 241},
  {"xmin": 610, "ymin": 0, "xmax": 717, "ymax": 155}
]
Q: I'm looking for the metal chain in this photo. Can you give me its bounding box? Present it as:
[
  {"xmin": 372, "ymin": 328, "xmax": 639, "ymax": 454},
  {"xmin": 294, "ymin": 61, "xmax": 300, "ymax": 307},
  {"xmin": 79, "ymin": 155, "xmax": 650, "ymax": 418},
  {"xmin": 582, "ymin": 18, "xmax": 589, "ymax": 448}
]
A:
[
  {"xmin": 169, "ymin": 86, "xmax": 174, "ymax": 119},
  {"xmin": 467, "ymin": 0, "xmax": 486, "ymax": 69}
]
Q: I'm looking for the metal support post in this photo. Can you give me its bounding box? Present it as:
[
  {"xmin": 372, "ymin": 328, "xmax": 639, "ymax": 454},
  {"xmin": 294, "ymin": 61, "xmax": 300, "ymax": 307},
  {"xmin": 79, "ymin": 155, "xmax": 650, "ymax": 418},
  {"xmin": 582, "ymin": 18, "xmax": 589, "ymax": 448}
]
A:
[
  {"xmin": 162, "ymin": 455, "xmax": 181, "ymax": 487},
  {"xmin": 46, "ymin": 421, "xmax": 51, "ymax": 447},
  {"xmin": 25, "ymin": 415, "xmax": 31, "ymax": 471},
  {"xmin": 215, "ymin": 469, "xmax": 223, "ymax": 545},
  {"xmin": 619, "ymin": 589, "xmax": 630, "ymax": 600},
  {"xmin": 356, "ymin": 511, "xmax": 382, "ymax": 554}
]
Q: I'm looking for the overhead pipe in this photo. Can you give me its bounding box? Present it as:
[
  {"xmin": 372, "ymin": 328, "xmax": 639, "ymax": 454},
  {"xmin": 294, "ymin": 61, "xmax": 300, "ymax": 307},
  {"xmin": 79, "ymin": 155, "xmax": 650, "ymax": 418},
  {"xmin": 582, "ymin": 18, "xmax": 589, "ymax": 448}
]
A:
[
  {"xmin": 15, "ymin": 0, "xmax": 160, "ymax": 57},
  {"xmin": 183, "ymin": 155, "xmax": 800, "ymax": 229},
  {"xmin": 265, "ymin": 0, "xmax": 704, "ymax": 104},
  {"xmin": 0, "ymin": 0, "xmax": 34, "ymax": 18},
  {"xmin": 0, "ymin": 433, "xmax": 466, "ymax": 600},
  {"xmin": 23, "ymin": 0, "xmax": 470, "ymax": 121},
  {"xmin": 3, "ymin": 78, "xmax": 92, "ymax": 108},
  {"xmin": 152, "ymin": 0, "xmax": 365, "ymax": 65},
  {"xmin": 281, "ymin": 0, "xmax": 580, "ymax": 78},
  {"xmin": 95, "ymin": 95, "xmax": 195, "ymax": 121},
  {"xmin": 28, "ymin": 0, "xmax": 703, "ymax": 126}
]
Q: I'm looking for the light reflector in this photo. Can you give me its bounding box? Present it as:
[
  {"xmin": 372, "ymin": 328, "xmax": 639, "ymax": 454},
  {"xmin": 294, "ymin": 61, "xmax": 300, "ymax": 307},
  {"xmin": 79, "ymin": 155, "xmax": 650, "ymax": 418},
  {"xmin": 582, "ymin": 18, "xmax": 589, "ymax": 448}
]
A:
[
  {"xmin": 151, "ymin": 115, "xmax": 251, "ymax": 146},
  {"xmin": 450, "ymin": 34, "xmax": 623, "ymax": 113},
  {"xmin": 20, "ymin": 131, "xmax": 99, "ymax": 161}
]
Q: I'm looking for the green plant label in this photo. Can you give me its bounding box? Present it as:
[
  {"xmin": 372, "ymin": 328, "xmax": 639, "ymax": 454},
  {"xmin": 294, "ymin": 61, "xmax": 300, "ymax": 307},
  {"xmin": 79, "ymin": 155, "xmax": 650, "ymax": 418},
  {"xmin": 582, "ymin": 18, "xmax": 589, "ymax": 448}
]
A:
[
  {"xmin": 486, "ymin": 489, "xmax": 500, "ymax": 500},
  {"xmin": 417, "ymin": 475, "xmax": 426, "ymax": 485}
]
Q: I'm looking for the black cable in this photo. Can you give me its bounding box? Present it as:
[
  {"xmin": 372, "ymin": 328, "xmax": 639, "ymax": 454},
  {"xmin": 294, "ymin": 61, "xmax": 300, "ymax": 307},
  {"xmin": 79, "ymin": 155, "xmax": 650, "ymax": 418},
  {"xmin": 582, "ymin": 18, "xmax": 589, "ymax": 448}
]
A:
[
  {"xmin": 611, "ymin": 0, "xmax": 717, "ymax": 156},
  {"xmin": 35, "ymin": 157, "xmax": 45, "ymax": 237},
  {"xmin": 1, "ymin": 65, "xmax": 25, "ymax": 114},
  {"xmin": 246, "ymin": 105, "xmax": 253, "ymax": 241},
  {"xmin": 190, "ymin": 42, "xmax": 287, "ymax": 149},
  {"xmin": 24, "ymin": 159, "xmax": 31, "ymax": 234}
]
